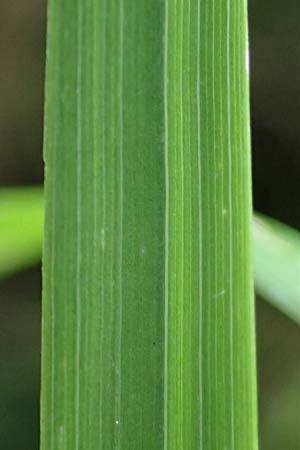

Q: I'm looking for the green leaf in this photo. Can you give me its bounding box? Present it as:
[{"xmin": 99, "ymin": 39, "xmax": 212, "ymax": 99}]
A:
[
  {"xmin": 41, "ymin": 2, "xmax": 258, "ymax": 450},
  {"xmin": 253, "ymin": 213, "xmax": 300, "ymax": 324},
  {"xmin": 0, "ymin": 187, "xmax": 43, "ymax": 278}
]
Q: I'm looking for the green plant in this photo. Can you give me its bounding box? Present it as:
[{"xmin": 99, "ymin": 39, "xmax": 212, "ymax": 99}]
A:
[
  {"xmin": 41, "ymin": 1, "xmax": 259, "ymax": 449},
  {"xmin": 41, "ymin": 1, "xmax": 258, "ymax": 449},
  {"xmin": 2, "ymin": 3, "xmax": 300, "ymax": 450}
]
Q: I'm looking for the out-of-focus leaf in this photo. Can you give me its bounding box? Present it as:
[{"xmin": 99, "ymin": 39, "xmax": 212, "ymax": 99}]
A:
[
  {"xmin": 253, "ymin": 213, "xmax": 300, "ymax": 324},
  {"xmin": 0, "ymin": 187, "xmax": 43, "ymax": 278}
]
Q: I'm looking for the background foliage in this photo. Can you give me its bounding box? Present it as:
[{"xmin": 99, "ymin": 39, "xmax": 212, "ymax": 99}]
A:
[{"xmin": 0, "ymin": 1, "xmax": 299, "ymax": 449}]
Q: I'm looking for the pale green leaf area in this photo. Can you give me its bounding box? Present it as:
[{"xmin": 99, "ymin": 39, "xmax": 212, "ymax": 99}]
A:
[
  {"xmin": 0, "ymin": 187, "xmax": 43, "ymax": 278},
  {"xmin": 253, "ymin": 213, "xmax": 300, "ymax": 325},
  {"xmin": 41, "ymin": 1, "xmax": 257, "ymax": 450}
]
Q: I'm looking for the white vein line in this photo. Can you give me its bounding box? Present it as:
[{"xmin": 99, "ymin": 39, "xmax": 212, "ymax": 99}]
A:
[
  {"xmin": 49, "ymin": 127, "xmax": 57, "ymax": 450},
  {"xmin": 116, "ymin": 1, "xmax": 124, "ymax": 448},
  {"xmin": 99, "ymin": 0, "xmax": 106, "ymax": 447},
  {"xmin": 204, "ymin": 3, "xmax": 212, "ymax": 446},
  {"xmin": 110, "ymin": 7, "xmax": 116, "ymax": 440},
  {"xmin": 163, "ymin": 1, "xmax": 169, "ymax": 448},
  {"xmin": 187, "ymin": 0, "xmax": 192, "ymax": 441},
  {"xmin": 174, "ymin": 0, "xmax": 178, "ymax": 445},
  {"xmin": 75, "ymin": 1, "xmax": 83, "ymax": 449},
  {"xmin": 211, "ymin": 0, "xmax": 219, "ymax": 448},
  {"xmin": 233, "ymin": 1, "xmax": 242, "ymax": 444},
  {"xmin": 237, "ymin": 1, "xmax": 246, "ymax": 446},
  {"xmin": 92, "ymin": 0, "xmax": 100, "ymax": 445},
  {"xmin": 179, "ymin": 2, "xmax": 184, "ymax": 448},
  {"xmin": 226, "ymin": 0, "xmax": 234, "ymax": 448},
  {"xmin": 83, "ymin": 0, "xmax": 93, "ymax": 443},
  {"xmin": 218, "ymin": 2, "xmax": 226, "ymax": 446},
  {"xmin": 92, "ymin": 0, "xmax": 97, "ymax": 300},
  {"xmin": 109, "ymin": 2, "xmax": 118, "ymax": 446},
  {"xmin": 92, "ymin": 0, "xmax": 97, "ymax": 329},
  {"xmin": 240, "ymin": 3, "xmax": 250, "ymax": 443},
  {"xmin": 197, "ymin": 0, "xmax": 203, "ymax": 448},
  {"xmin": 62, "ymin": 159, "xmax": 69, "ymax": 449}
]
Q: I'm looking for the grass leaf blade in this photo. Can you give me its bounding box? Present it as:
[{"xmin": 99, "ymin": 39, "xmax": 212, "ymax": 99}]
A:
[{"xmin": 41, "ymin": 2, "xmax": 258, "ymax": 449}]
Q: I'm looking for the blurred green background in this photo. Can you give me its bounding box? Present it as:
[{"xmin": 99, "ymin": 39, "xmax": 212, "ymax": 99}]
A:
[{"xmin": 0, "ymin": 1, "xmax": 300, "ymax": 449}]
